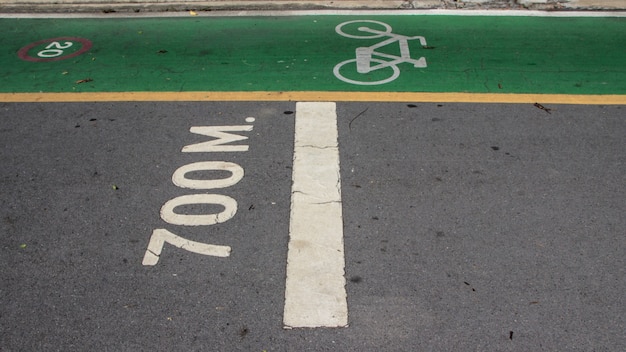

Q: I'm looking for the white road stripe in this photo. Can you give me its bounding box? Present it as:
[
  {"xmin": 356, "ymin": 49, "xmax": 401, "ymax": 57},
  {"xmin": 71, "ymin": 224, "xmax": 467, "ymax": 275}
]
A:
[{"xmin": 283, "ymin": 102, "xmax": 348, "ymax": 329}]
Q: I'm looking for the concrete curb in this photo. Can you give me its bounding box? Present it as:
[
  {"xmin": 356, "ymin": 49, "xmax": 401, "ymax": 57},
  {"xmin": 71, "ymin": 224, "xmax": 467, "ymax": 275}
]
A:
[{"xmin": 1, "ymin": 0, "xmax": 625, "ymax": 13}]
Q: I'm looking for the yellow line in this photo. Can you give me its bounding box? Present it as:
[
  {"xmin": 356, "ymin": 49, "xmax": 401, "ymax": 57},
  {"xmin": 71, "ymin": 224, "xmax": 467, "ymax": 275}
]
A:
[{"xmin": 1, "ymin": 91, "xmax": 626, "ymax": 104}]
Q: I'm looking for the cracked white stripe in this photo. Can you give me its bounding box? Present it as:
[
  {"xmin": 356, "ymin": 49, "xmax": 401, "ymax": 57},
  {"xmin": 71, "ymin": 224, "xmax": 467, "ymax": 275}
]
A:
[{"xmin": 283, "ymin": 102, "xmax": 348, "ymax": 329}]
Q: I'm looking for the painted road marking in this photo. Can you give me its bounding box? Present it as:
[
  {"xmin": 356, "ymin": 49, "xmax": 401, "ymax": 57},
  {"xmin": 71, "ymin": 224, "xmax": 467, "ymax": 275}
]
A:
[
  {"xmin": 333, "ymin": 20, "xmax": 427, "ymax": 85},
  {"xmin": 143, "ymin": 122, "xmax": 254, "ymax": 266},
  {"xmin": 17, "ymin": 37, "xmax": 92, "ymax": 62},
  {"xmin": 1, "ymin": 92, "xmax": 624, "ymax": 104},
  {"xmin": 284, "ymin": 102, "xmax": 348, "ymax": 329},
  {"xmin": 143, "ymin": 229, "xmax": 231, "ymax": 266}
]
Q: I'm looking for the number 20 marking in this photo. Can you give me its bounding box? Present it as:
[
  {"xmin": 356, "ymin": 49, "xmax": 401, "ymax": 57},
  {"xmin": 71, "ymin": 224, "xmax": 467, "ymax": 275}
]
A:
[
  {"xmin": 17, "ymin": 37, "xmax": 92, "ymax": 62},
  {"xmin": 37, "ymin": 41, "xmax": 73, "ymax": 58}
]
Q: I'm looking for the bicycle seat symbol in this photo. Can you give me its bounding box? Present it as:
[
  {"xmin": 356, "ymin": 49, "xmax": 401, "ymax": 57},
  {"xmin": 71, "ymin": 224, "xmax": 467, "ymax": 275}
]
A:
[{"xmin": 333, "ymin": 20, "xmax": 428, "ymax": 85}]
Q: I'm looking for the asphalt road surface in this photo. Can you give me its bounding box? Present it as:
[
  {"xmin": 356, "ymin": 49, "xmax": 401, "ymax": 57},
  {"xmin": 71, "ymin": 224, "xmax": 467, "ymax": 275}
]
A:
[{"xmin": 1, "ymin": 101, "xmax": 624, "ymax": 351}]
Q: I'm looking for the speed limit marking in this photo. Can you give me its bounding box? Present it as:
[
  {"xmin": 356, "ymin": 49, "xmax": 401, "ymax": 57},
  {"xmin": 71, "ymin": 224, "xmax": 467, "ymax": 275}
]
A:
[{"xmin": 17, "ymin": 37, "xmax": 92, "ymax": 62}]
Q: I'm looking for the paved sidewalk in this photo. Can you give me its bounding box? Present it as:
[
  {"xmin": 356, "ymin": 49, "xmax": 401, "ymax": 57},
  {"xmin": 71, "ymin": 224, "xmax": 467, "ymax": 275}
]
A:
[{"xmin": 1, "ymin": 0, "xmax": 625, "ymax": 13}]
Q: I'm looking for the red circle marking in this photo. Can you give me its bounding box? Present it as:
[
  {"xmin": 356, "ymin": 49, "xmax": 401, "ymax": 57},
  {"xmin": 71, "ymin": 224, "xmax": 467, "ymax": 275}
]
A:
[{"xmin": 18, "ymin": 37, "xmax": 92, "ymax": 62}]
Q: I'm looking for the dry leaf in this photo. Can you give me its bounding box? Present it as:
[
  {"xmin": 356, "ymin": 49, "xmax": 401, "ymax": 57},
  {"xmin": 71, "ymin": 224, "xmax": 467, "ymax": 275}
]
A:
[{"xmin": 75, "ymin": 78, "xmax": 93, "ymax": 84}]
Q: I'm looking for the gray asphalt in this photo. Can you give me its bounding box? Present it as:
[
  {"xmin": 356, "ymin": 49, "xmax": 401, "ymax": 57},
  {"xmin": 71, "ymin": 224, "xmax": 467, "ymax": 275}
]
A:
[{"xmin": 1, "ymin": 101, "xmax": 624, "ymax": 351}]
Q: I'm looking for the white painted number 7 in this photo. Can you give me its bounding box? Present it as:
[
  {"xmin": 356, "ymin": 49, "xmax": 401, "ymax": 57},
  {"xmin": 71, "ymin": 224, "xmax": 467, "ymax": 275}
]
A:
[{"xmin": 142, "ymin": 228, "xmax": 231, "ymax": 266}]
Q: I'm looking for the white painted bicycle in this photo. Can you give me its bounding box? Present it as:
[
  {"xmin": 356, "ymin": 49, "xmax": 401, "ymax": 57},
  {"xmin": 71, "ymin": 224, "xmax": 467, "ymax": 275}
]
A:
[{"xmin": 333, "ymin": 20, "xmax": 428, "ymax": 85}]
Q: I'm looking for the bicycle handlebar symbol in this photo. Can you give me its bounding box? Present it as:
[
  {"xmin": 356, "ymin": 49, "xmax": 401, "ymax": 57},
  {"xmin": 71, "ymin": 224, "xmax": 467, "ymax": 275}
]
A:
[{"xmin": 333, "ymin": 20, "xmax": 428, "ymax": 85}]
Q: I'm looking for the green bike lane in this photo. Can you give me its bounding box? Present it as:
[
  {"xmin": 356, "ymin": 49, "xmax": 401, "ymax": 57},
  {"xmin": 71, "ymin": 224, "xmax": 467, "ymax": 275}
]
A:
[{"xmin": 1, "ymin": 12, "xmax": 626, "ymax": 103}]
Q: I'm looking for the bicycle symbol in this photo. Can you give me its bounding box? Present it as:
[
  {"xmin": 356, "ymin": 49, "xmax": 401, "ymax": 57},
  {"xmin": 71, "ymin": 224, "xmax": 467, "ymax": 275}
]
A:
[{"xmin": 333, "ymin": 20, "xmax": 428, "ymax": 85}]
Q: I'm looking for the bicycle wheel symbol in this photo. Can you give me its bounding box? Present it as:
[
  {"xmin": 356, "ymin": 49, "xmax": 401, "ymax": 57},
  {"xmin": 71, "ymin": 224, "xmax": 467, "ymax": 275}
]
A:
[
  {"xmin": 335, "ymin": 20, "xmax": 392, "ymax": 39},
  {"xmin": 333, "ymin": 58, "xmax": 400, "ymax": 86}
]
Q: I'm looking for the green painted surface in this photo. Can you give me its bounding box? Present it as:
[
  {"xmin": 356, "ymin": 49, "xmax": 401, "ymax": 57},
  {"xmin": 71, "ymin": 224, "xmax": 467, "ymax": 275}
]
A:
[{"xmin": 1, "ymin": 15, "xmax": 625, "ymax": 94}]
